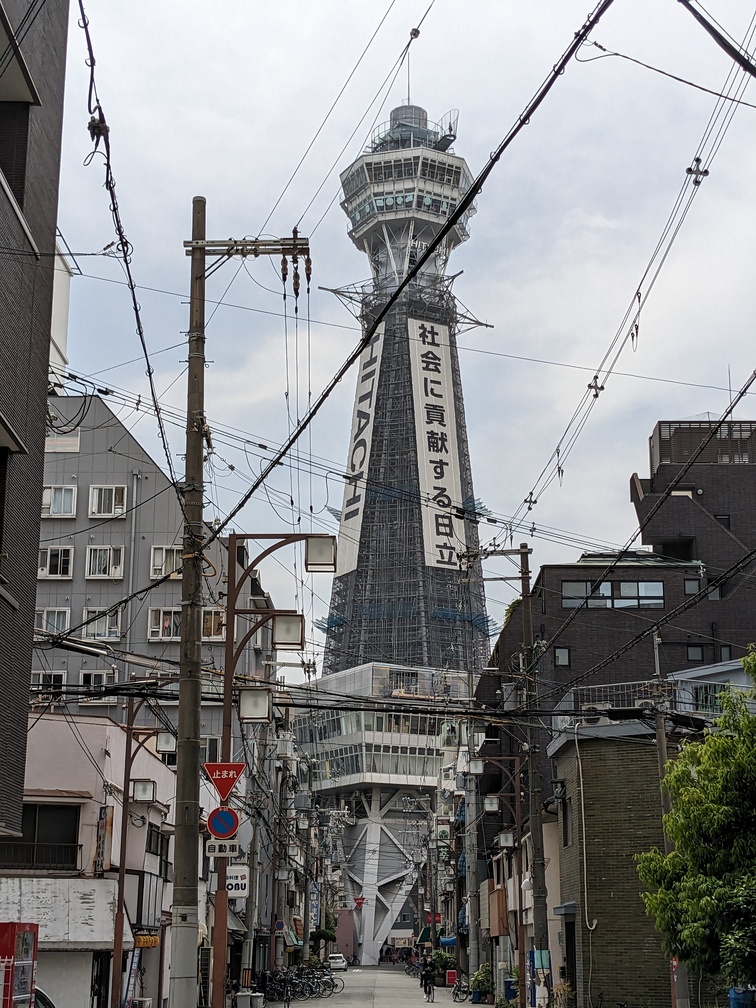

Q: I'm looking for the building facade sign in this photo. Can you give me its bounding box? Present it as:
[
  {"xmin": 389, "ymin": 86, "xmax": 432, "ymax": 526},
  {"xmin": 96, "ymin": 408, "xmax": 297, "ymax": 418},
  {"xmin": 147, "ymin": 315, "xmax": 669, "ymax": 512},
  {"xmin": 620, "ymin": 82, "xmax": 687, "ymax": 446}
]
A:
[
  {"xmin": 94, "ymin": 805, "xmax": 113, "ymax": 874},
  {"xmin": 408, "ymin": 318, "xmax": 464, "ymax": 568},
  {"xmin": 336, "ymin": 325, "xmax": 385, "ymax": 576}
]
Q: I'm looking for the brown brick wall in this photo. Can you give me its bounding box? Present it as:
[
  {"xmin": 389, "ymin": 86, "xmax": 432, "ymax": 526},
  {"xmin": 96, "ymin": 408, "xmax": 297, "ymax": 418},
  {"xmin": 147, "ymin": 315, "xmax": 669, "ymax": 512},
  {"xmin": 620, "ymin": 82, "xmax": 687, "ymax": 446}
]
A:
[{"xmin": 555, "ymin": 735, "xmax": 670, "ymax": 1008}]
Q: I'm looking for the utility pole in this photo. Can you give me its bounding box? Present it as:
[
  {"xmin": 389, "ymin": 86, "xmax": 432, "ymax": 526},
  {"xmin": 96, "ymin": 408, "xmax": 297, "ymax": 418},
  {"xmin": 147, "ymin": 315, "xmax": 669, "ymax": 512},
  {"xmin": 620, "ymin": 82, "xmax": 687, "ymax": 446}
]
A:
[
  {"xmin": 519, "ymin": 543, "xmax": 551, "ymax": 997},
  {"xmin": 465, "ymin": 666, "xmax": 480, "ymax": 975},
  {"xmin": 457, "ymin": 543, "xmax": 529, "ymax": 982},
  {"xmin": 168, "ymin": 195, "xmax": 207, "ymax": 1008},
  {"xmin": 170, "ymin": 206, "xmax": 314, "ymax": 1008}
]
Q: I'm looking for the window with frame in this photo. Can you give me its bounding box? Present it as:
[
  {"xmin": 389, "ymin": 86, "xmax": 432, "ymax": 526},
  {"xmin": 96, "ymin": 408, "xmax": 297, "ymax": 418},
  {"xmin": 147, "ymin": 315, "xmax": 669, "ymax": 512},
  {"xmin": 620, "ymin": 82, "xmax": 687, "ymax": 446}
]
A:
[
  {"xmin": 80, "ymin": 670, "xmax": 114, "ymax": 688},
  {"xmin": 707, "ymin": 583, "xmax": 722, "ymax": 601},
  {"xmin": 200, "ymin": 736, "xmax": 221, "ymax": 763},
  {"xmin": 149, "ymin": 607, "xmax": 225, "ymax": 641},
  {"xmin": 88, "ymin": 485, "xmax": 126, "ymax": 517},
  {"xmin": 83, "ymin": 608, "xmax": 121, "ymax": 639},
  {"xmin": 35, "ymin": 608, "xmax": 70, "ymax": 634},
  {"xmin": 720, "ymin": 645, "xmax": 732, "ymax": 662},
  {"xmin": 0, "ymin": 803, "xmax": 80, "ymax": 869},
  {"xmin": 554, "ymin": 646, "xmax": 571, "ymax": 667},
  {"xmin": 41, "ymin": 485, "xmax": 76, "ymax": 517},
  {"xmin": 44, "ymin": 430, "xmax": 80, "ymax": 453},
  {"xmin": 202, "ymin": 609, "xmax": 225, "ymax": 641},
  {"xmin": 389, "ymin": 669, "xmax": 419, "ymax": 693},
  {"xmin": 30, "ymin": 671, "xmax": 65, "ymax": 691},
  {"xmin": 562, "ymin": 797, "xmax": 573, "ymax": 847},
  {"xmin": 86, "ymin": 545, "xmax": 123, "ymax": 578},
  {"xmin": 693, "ymin": 683, "xmax": 725, "ymax": 712},
  {"xmin": 149, "ymin": 608, "xmax": 181, "ymax": 640},
  {"xmin": 561, "ymin": 580, "xmax": 664, "ymax": 609},
  {"xmin": 687, "ymin": 645, "xmax": 705, "ymax": 662},
  {"xmin": 684, "ymin": 578, "xmax": 700, "ymax": 596},
  {"xmin": 38, "ymin": 547, "xmax": 73, "ymax": 578},
  {"xmin": 146, "ymin": 823, "xmax": 162, "ymax": 855},
  {"xmin": 151, "ymin": 545, "xmax": 183, "ymax": 579}
]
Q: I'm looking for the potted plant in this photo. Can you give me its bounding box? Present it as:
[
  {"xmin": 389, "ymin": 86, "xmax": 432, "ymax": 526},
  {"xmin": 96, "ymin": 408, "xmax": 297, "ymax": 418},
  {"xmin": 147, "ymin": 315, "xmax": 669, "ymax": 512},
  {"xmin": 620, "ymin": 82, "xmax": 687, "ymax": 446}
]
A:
[
  {"xmin": 432, "ymin": 950, "xmax": 456, "ymax": 987},
  {"xmin": 471, "ymin": 963, "xmax": 493, "ymax": 1004}
]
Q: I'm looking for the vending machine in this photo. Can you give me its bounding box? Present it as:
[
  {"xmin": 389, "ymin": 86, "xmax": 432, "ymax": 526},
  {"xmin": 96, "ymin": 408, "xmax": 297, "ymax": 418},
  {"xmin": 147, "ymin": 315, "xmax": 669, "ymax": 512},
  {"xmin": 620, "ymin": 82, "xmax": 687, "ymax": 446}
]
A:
[{"xmin": 0, "ymin": 923, "xmax": 39, "ymax": 1008}]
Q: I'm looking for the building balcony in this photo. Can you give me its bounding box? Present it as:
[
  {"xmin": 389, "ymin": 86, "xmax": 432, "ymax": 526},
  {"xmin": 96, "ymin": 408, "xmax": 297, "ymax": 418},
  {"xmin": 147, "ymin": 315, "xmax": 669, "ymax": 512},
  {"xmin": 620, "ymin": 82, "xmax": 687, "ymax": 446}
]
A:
[{"xmin": 0, "ymin": 841, "xmax": 82, "ymax": 871}]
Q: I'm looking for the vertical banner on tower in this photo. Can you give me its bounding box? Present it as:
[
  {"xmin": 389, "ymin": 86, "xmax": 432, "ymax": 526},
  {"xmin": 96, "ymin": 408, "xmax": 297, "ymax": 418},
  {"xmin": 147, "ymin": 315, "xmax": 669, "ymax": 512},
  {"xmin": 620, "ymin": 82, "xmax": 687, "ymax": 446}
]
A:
[
  {"xmin": 336, "ymin": 324, "xmax": 385, "ymax": 575},
  {"xmin": 408, "ymin": 318, "xmax": 464, "ymax": 569}
]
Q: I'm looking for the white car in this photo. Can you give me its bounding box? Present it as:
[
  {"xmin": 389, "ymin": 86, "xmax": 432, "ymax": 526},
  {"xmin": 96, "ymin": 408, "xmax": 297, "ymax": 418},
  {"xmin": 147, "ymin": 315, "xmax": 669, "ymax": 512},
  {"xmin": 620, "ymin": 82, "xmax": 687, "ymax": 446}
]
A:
[{"xmin": 328, "ymin": 953, "xmax": 348, "ymax": 972}]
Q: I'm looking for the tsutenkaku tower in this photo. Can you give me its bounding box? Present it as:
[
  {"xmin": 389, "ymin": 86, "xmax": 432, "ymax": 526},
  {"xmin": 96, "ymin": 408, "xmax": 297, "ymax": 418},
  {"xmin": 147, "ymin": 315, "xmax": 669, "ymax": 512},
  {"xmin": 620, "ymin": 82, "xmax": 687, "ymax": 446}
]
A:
[{"xmin": 323, "ymin": 103, "xmax": 488, "ymax": 675}]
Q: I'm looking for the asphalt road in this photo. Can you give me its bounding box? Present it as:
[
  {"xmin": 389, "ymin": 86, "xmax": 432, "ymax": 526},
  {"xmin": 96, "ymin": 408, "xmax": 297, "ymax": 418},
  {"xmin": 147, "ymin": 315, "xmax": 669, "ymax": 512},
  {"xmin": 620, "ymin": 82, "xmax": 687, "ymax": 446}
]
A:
[{"xmin": 333, "ymin": 966, "xmax": 442, "ymax": 1008}]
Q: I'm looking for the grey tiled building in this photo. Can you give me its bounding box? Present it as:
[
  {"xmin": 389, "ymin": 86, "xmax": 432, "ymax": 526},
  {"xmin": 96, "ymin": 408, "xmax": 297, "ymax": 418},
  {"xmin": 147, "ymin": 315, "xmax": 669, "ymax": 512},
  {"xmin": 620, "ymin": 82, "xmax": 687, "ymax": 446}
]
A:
[{"xmin": 34, "ymin": 394, "xmax": 274, "ymax": 739}]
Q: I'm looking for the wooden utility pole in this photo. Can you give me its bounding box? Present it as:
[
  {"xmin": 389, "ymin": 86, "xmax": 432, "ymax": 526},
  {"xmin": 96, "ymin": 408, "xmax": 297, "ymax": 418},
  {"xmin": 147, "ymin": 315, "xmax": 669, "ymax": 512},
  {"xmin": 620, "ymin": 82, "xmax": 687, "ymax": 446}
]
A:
[{"xmin": 519, "ymin": 543, "xmax": 551, "ymax": 996}]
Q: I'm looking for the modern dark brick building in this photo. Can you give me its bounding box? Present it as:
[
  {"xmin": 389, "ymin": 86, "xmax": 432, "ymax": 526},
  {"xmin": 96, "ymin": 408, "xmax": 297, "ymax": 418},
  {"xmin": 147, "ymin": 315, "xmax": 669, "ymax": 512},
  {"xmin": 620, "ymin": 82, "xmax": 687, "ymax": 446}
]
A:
[
  {"xmin": 475, "ymin": 420, "xmax": 756, "ymax": 1006},
  {"xmin": 0, "ymin": 0, "xmax": 69, "ymax": 835},
  {"xmin": 550, "ymin": 729, "xmax": 670, "ymax": 1008},
  {"xmin": 488, "ymin": 419, "xmax": 756, "ymax": 707}
]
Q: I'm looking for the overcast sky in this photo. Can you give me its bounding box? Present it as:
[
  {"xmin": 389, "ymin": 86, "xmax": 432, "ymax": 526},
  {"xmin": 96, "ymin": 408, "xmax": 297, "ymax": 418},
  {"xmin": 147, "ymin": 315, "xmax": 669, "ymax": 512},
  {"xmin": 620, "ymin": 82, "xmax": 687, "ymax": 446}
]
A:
[{"xmin": 57, "ymin": 1, "xmax": 756, "ymax": 671}]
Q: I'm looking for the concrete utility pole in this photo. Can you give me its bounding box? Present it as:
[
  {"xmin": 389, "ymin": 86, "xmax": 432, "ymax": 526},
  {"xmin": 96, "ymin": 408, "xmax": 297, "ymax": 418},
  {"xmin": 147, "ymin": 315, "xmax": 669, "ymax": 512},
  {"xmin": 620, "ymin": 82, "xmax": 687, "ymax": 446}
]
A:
[
  {"xmin": 170, "ymin": 201, "xmax": 313, "ymax": 1008},
  {"xmin": 169, "ymin": 196, "xmax": 207, "ymax": 1008},
  {"xmin": 465, "ymin": 668, "xmax": 481, "ymax": 974},
  {"xmin": 519, "ymin": 543, "xmax": 551, "ymax": 994}
]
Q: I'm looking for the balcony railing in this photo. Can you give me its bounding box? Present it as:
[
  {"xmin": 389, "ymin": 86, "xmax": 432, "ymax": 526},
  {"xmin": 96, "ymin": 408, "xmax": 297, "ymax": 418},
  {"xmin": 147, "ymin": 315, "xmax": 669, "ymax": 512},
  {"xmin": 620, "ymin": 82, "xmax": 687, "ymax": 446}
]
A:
[{"xmin": 0, "ymin": 841, "xmax": 82, "ymax": 870}]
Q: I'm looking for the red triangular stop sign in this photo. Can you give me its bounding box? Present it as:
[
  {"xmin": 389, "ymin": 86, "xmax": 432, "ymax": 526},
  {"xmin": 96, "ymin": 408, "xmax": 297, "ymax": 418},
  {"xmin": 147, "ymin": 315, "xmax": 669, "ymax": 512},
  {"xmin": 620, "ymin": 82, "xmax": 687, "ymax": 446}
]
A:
[
  {"xmin": 354, "ymin": 897, "xmax": 365, "ymax": 908},
  {"xmin": 204, "ymin": 762, "xmax": 246, "ymax": 803}
]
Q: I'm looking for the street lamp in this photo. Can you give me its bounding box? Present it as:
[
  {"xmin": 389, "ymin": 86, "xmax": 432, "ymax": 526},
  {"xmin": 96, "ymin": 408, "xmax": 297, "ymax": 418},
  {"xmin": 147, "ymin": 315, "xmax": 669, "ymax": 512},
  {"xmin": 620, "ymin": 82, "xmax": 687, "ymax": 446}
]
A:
[{"xmin": 210, "ymin": 533, "xmax": 336, "ymax": 1008}]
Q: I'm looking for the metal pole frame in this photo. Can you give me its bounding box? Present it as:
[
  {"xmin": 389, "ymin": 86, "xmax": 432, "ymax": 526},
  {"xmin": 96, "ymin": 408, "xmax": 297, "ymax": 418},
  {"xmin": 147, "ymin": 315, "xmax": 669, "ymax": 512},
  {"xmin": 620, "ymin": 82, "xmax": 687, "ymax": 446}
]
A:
[
  {"xmin": 211, "ymin": 532, "xmax": 334, "ymax": 1008},
  {"xmin": 112, "ymin": 695, "xmax": 162, "ymax": 1008}
]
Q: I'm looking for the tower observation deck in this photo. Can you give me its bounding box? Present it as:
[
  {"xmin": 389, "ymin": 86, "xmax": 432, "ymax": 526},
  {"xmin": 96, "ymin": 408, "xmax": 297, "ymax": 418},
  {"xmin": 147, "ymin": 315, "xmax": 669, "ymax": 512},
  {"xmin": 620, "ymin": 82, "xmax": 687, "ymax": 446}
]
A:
[{"xmin": 323, "ymin": 103, "xmax": 488, "ymax": 675}]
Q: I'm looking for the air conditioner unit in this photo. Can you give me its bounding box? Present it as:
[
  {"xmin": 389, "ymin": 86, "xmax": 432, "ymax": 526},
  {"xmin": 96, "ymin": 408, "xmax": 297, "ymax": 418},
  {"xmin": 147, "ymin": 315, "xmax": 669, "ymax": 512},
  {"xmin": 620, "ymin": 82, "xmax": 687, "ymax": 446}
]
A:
[
  {"xmin": 581, "ymin": 702, "xmax": 612, "ymax": 725},
  {"xmin": 635, "ymin": 699, "xmax": 655, "ymax": 710},
  {"xmin": 132, "ymin": 1000, "xmax": 152, "ymax": 1008}
]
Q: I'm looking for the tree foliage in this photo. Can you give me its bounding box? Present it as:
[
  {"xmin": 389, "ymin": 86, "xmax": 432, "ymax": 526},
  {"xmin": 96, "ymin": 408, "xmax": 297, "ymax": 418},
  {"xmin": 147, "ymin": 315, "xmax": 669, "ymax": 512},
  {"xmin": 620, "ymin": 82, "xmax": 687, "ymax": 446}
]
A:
[{"xmin": 636, "ymin": 678, "xmax": 756, "ymax": 985}]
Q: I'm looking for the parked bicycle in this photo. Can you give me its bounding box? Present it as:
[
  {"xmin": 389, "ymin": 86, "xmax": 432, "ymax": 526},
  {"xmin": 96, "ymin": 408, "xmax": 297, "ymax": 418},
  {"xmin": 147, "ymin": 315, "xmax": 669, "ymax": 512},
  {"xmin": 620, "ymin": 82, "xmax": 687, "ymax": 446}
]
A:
[{"xmin": 451, "ymin": 974, "xmax": 470, "ymax": 1002}]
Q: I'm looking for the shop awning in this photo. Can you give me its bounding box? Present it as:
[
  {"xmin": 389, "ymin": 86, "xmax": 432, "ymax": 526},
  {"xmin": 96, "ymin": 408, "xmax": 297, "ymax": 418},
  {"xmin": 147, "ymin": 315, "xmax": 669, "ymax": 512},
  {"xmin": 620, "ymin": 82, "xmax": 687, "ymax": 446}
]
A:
[
  {"xmin": 286, "ymin": 929, "xmax": 303, "ymax": 948},
  {"xmin": 440, "ymin": 936, "xmax": 456, "ymax": 947},
  {"xmin": 417, "ymin": 926, "xmax": 431, "ymax": 944},
  {"xmin": 228, "ymin": 908, "xmax": 246, "ymax": 937}
]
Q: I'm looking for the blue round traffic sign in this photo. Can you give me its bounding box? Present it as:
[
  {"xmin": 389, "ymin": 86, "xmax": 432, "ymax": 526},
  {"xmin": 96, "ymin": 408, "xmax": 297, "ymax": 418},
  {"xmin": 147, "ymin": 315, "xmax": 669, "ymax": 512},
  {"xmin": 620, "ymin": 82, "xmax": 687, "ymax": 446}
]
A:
[{"xmin": 208, "ymin": 806, "xmax": 239, "ymax": 840}]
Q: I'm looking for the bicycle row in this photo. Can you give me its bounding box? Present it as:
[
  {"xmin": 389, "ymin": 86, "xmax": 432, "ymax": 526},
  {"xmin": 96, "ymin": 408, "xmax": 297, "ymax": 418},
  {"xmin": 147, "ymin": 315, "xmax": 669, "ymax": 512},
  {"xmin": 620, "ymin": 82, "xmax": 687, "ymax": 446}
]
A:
[{"xmin": 261, "ymin": 967, "xmax": 345, "ymax": 1006}]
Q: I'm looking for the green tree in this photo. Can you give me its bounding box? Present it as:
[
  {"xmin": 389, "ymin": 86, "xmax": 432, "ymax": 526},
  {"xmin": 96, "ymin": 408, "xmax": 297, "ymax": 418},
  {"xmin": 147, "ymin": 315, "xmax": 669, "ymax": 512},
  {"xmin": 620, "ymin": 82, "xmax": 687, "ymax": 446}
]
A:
[{"xmin": 636, "ymin": 679, "xmax": 756, "ymax": 985}]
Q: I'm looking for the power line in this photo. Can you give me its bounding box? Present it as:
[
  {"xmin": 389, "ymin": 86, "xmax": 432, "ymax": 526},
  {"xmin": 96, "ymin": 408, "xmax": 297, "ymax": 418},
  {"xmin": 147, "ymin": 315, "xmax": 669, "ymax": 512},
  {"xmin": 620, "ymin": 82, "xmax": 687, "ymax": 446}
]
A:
[{"xmin": 75, "ymin": 0, "xmax": 186, "ymax": 521}]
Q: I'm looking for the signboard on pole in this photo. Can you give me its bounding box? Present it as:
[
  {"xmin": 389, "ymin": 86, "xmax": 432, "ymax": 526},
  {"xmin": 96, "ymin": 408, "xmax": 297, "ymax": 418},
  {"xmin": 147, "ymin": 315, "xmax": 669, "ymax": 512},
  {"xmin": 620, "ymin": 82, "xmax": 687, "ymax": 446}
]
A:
[
  {"xmin": 204, "ymin": 762, "xmax": 246, "ymax": 802},
  {"xmin": 207, "ymin": 806, "xmax": 240, "ymax": 839},
  {"xmin": 226, "ymin": 865, "xmax": 249, "ymax": 897},
  {"xmin": 94, "ymin": 805, "xmax": 113, "ymax": 874},
  {"xmin": 205, "ymin": 840, "xmax": 240, "ymax": 858}
]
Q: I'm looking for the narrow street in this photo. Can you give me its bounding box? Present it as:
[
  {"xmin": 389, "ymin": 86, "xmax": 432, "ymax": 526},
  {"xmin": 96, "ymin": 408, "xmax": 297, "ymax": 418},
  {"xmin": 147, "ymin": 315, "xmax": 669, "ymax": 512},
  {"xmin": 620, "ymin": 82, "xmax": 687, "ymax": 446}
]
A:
[{"xmin": 331, "ymin": 967, "xmax": 435, "ymax": 1008}]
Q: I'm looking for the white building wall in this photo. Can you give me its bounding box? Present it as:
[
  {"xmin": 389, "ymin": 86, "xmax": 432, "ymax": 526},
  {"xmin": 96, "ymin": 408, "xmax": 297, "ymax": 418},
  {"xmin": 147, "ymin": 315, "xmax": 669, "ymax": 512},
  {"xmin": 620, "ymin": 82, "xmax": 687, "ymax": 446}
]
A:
[{"xmin": 36, "ymin": 951, "xmax": 91, "ymax": 1008}]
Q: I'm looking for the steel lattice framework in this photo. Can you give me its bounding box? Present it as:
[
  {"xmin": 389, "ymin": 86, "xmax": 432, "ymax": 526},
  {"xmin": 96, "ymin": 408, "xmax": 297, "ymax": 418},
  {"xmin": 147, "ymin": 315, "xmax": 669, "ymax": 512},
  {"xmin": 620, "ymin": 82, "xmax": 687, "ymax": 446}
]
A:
[{"xmin": 323, "ymin": 104, "xmax": 488, "ymax": 675}]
